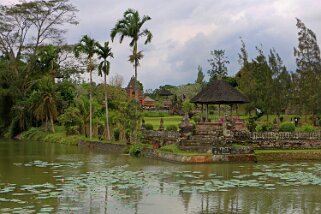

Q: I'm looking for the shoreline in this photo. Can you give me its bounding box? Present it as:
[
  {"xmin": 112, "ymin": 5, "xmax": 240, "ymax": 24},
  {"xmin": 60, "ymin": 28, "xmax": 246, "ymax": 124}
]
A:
[
  {"xmin": 78, "ymin": 140, "xmax": 321, "ymax": 163},
  {"xmin": 16, "ymin": 127, "xmax": 321, "ymax": 163}
]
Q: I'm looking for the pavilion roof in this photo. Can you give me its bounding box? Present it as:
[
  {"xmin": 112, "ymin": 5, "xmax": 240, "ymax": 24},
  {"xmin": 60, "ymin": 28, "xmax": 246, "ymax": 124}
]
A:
[
  {"xmin": 158, "ymin": 89, "xmax": 173, "ymax": 96},
  {"xmin": 190, "ymin": 80, "xmax": 249, "ymax": 104},
  {"xmin": 143, "ymin": 96, "xmax": 155, "ymax": 102}
]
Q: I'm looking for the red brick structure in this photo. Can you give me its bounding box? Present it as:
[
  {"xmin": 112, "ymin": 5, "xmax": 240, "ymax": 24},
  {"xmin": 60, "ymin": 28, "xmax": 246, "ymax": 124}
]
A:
[{"xmin": 126, "ymin": 76, "xmax": 143, "ymax": 103}]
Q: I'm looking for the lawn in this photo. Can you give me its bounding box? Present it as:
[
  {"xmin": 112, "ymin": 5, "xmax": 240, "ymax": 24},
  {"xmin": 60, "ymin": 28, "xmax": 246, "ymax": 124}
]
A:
[{"xmin": 143, "ymin": 115, "xmax": 182, "ymax": 130}]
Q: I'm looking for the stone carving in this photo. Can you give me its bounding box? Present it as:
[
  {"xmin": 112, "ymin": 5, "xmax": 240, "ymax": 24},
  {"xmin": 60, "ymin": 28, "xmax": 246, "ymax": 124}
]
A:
[{"xmin": 159, "ymin": 118, "xmax": 164, "ymax": 131}]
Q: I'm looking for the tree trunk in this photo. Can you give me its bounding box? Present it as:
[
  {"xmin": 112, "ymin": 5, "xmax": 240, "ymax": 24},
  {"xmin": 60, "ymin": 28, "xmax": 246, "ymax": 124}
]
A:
[
  {"xmin": 90, "ymin": 69, "xmax": 93, "ymax": 139},
  {"xmin": 133, "ymin": 42, "xmax": 138, "ymax": 143},
  {"xmin": 51, "ymin": 116, "xmax": 55, "ymax": 133},
  {"xmin": 104, "ymin": 74, "xmax": 110, "ymax": 140}
]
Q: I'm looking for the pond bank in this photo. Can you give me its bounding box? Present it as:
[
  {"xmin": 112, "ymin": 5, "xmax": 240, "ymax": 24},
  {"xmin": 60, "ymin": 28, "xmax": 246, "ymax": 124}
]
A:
[
  {"xmin": 79, "ymin": 140, "xmax": 321, "ymax": 163},
  {"xmin": 19, "ymin": 128, "xmax": 321, "ymax": 163}
]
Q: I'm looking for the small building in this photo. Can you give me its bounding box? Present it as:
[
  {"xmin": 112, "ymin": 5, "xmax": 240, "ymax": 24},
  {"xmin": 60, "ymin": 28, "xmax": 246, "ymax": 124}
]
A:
[
  {"xmin": 158, "ymin": 89, "xmax": 173, "ymax": 109},
  {"xmin": 126, "ymin": 76, "xmax": 143, "ymax": 103},
  {"xmin": 142, "ymin": 96, "xmax": 156, "ymax": 108},
  {"xmin": 191, "ymin": 79, "xmax": 249, "ymax": 123}
]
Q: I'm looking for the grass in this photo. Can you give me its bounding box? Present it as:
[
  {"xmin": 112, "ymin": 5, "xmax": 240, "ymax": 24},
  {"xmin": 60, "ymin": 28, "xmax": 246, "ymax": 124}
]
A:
[
  {"xmin": 21, "ymin": 127, "xmax": 79, "ymax": 145},
  {"xmin": 21, "ymin": 126, "xmax": 127, "ymax": 146},
  {"xmin": 144, "ymin": 116, "xmax": 182, "ymax": 130},
  {"xmin": 159, "ymin": 144, "xmax": 210, "ymax": 156}
]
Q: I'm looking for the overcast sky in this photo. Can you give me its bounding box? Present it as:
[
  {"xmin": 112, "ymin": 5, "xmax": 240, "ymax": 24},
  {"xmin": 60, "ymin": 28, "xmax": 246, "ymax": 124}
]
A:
[{"xmin": 3, "ymin": 0, "xmax": 321, "ymax": 90}]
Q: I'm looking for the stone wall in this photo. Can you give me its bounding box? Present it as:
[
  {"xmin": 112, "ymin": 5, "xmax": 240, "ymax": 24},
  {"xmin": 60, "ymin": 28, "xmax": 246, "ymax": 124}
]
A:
[
  {"xmin": 142, "ymin": 130, "xmax": 179, "ymax": 147},
  {"xmin": 141, "ymin": 148, "xmax": 257, "ymax": 163},
  {"xmin": 235, "ymin": 131, "xmax": 321, "ymax": 140},
  {"xmin": 233, "ymin": 131, "xmax": 321, "ymax": 149},
  {"xmin": 256, "ymin": 151, "xmax": 321, "ymax": 161}
]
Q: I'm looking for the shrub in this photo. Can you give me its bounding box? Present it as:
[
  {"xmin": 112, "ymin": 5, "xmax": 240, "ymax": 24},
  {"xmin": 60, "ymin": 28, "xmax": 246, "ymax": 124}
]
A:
[
  {"xmin": 255, "ymin": 122, "xmax": 272, "ymax": 132},
  {"xmin": 279, "ymin": 122, "xmax": 295, "ymax": 132},
  {"xmin": 182, "ymin": 99, "xmax": 195, "ymax": 114},
  {"xmin": 125, "ymin": 129, "xmax": 131, "ymax": 141},
  {"xmin": 279, "ymin": 116, "xmax": 284, "ymax": 123},
  {"xmin": 300, "ymin": 124, "xmax": 317, "ymax": 132},
  {"xmin": 247, "ymin": 118, "xmax": 257, "ymax": 132},
  {"xmin": 21, "ymin": 127, "xmax": 46, "ymax": 141},
  {"xmin": 143, "ymin": 123, "xmax": 154, "ymax": 130},
  {"xmin": 66, "ymin": 125, "xmax": 79, "ymax": 135},
  {"xmin": 114, "ymin": 128, "xmax": 120, "ymax": 141},
  {"xmin": 166, "ymin": 124, "xmax": 178, "ymax": 131},
  {"xmin": 129, "ymin": 143, "xmax": 144, "ymax": 157},
  {"xmin": 192, "ymin": 115, "xmax": 201, "ymax": 123}
]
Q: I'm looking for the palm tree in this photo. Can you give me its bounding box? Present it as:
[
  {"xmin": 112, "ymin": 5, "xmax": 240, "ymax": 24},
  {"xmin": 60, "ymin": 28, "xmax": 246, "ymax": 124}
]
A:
[
  {"xmin": 32, "ymin": 76, "xmax": 58, "ymax": 132},
  {"xmin": 95, "ymin": 41, "xmax": 113, "ymax": 140},
  {"xmin": 110, "ymin": 8, "xmax": 152, "ymax": 102},
  {"xmin": 74, "ymin": 35, "xmax": 96, "ymax": 139}
]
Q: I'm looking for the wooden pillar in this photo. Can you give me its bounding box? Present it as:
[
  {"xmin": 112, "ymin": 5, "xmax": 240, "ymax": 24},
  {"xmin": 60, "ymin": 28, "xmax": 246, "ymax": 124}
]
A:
[
  {"xmin": 206, "ymin": 104, "xmax": 209, "ymax": 122},
  {"xmin": 201, "ymin": 104, "xmax": 204, "ymax": 122}
]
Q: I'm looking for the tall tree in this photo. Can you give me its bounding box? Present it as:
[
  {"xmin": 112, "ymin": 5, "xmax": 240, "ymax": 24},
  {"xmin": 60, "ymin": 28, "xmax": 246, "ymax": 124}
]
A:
[
  {"xmin": 95, "ymin": 41, "xmax": 113, "ymax": 140},
  {"xmin": 238, "ymin": 38, "xmax": 249, "ymax": 67},
  {"xmin": 0, "ymin": 0, "xmax": 78, "ymax": 95},
  {"xmin": 110, "ymin": 8, "xmax": 152, "ymax": 102},
  {"xmin": 268, "ymin": 48, "xmax": 291, "ymax": 116},
  {"xmin": 294, "ymin": 18, "xmax": 321, "ymax": 115},
  {"xmin": 0, "ymin": 0, "xmax": 78, "ymax": 135},
  {"xmin": 207, "ymin": 49, "xmax": 230, "ymax": 81},
  {"xmin": 195, "ymin": 65, "xmax": 205, "ymax": 84},
  {"xmin": 32, "ymin": 76, "xmax": 58, "ymax": 132},
  {"xmin": 294, "ymin": 18, "xmax": 321, "ymax": 72},
  {"xmin": 74, "ymin": 35, "xmax": 96, "ymax": 139}
]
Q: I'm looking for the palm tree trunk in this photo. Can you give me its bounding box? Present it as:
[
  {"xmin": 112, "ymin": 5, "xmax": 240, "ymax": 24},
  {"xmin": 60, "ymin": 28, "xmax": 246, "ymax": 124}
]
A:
[
  {"xmin": 104, "ymin": 73, "xmax": 110, "ymax": 140},
  {"xmin": 90, "ymin": 69, "xmax": 93, "ymax": 139},
  {"xmin": 51, "ymin": 116, "xmax": 55, "ymax": 133},
  {"xmin": 133, "ymin": 42, "xmax": 138, "ymax": 143}
]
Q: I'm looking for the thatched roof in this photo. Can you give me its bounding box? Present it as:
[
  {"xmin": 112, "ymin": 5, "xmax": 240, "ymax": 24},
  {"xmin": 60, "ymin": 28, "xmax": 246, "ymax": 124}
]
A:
[
  {"xmin": 191, "ymin": 80, "xmax": 249, "ymax": 104},
  {"xmin": 158, "ymin": 89, "xmax": 172, "ymax": 96},
  {"xmin": 143, "ymin": 96, "xmax": 155, "ymax": 102}
]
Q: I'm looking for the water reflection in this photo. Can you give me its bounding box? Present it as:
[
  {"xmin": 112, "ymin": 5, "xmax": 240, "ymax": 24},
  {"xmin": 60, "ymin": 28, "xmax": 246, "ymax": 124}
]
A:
[{"xmin": 1, "ymin": 140, "xmax": 321, "ymax": 213}]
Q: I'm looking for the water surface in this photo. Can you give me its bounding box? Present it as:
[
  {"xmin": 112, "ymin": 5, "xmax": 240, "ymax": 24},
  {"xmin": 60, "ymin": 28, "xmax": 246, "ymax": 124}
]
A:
[{"xmin": 0, "ymin": 139, "xmax": 321, "ymax": 213}]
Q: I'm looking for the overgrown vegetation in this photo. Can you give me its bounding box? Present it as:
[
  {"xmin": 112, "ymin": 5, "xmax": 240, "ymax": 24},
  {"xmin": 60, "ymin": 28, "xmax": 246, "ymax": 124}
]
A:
[
  {"xmin": 129, "ymin": 143, "xmax": 144, "ymax": 157},
  {"xmin": 160, "ymin": 144, "xmax": 210, "ymax": 156},
  {"xmin": 279, "ymin": 122, "xmax": 296, "ymax": 132}
]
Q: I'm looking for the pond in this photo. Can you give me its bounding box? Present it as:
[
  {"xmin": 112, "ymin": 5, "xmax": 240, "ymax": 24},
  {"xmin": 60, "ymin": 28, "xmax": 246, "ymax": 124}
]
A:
[{"xmin": 0, "ymin": 139, "xmax": 321, "ymax": 213}]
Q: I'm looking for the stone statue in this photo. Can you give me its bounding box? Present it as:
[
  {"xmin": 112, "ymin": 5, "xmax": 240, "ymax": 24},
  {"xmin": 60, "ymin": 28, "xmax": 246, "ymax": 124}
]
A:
[{"xmin": 159, "ymin": 117, "xmax": 164, "ymax": 131}]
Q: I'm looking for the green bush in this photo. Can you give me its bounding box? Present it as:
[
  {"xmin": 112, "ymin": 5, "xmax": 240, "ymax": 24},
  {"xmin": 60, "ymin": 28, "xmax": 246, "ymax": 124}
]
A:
[
  {"xmin": 182, "ymin": 99, "xmax": 195, "ymax": 114},
  {"xmin": 66, "ymin": 125, "xmax": 79, "ymax": 135},
  {"xmin": 125, "ymin": 129, "xmax": 131, "ymax": 141},
  {"xmin": 166, "ymin": 124, "xmax": 178, "ymax": 131},
  {"xmin": 192, "ymin": 115, "xmax": 201, "ymax": 123},
  {"xmin": 279, "ymin": 122, "xmax": 295, "ymax": 132},
  {"xmin": 129, "ymin": 143, "xmax": 144, "ymax": 157},
  {"xmin": 21, "ymin": 127, "xmax": 46, "ymax": 141},
  {"xmin": 143, "ymin": 123, "xmax": 154, "ymax": 130},
  {"xmin": 300, "ymin": 124, "xmax": 317, "ymax": 132},
  {"xmin": 247, "ymin": 118, "xmax": 257, "ymax": 132},
  {"xmin": 255, "ymin": 122, "xmax": 272, "ymax": 132},
  {"xmin": 114, "ymin": 128, "xmax": 120, "ymax": 141}
]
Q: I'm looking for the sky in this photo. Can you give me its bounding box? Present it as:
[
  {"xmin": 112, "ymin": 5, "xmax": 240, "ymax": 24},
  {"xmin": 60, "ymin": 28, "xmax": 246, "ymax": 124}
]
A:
[{"xmin": 3, "ymin": 0, "xmax": 321, "ymax": 90}]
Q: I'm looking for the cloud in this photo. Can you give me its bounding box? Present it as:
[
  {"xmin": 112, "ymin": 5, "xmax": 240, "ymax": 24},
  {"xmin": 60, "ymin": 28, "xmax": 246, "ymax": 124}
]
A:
[{"xmin": 4, "ymin": 0, "xmax": 321, "ymax": 89}]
